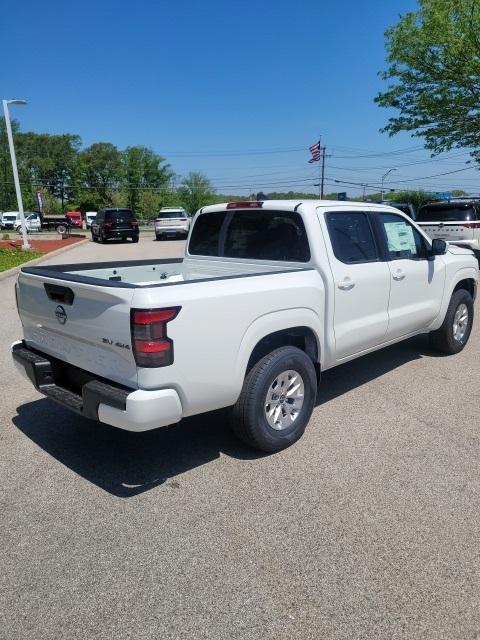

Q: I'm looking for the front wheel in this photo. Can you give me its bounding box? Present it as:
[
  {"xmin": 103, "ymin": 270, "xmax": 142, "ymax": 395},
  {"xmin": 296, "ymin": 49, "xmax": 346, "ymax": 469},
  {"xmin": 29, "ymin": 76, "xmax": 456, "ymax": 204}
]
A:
[
  {"xmin": 132, "ymin": 236, "xmax": 139, "ymax": 243},
  {"xmin": 231, "ymin": 346, "xmax": 317, "ymax": 453},
  {"xmin": 429, "ymin": 289, "xmax": 474, "ymax": 354}
]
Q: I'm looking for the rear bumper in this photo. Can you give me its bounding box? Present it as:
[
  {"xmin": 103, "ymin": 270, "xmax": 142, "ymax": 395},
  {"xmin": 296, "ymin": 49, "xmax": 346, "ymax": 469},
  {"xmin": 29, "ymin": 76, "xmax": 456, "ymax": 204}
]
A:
[
  {"xmin": 155, "ymin": 227, "xmax": 188, "ymax": 235},
  {"xmin": 11, "ymin": 341, "xmax": 183, "ymax": 432},
  {"xmin": 105, "ymin": 229, "xmax": 139, "ymax": 239}
]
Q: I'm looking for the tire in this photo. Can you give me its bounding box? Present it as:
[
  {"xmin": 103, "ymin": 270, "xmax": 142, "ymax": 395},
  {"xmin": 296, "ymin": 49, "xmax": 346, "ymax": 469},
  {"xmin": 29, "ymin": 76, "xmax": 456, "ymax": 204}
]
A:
[
  {"xmin": 231, "ymin": 346, "xmax": 317, "ymax": 453},
  {"xmin": 132, "ymin": 236, "xmax": 139, "ymax": 243},
  {"xmin": 91, "ymin": 231, "xmax": 98, "ymax": 243},
  {"xmin": 16, "ymin": 226, "xmax": 29, "ymax": 234},
  {"xmin": 56, "ymin": 224, "xmax": 67, "ymax": 234},
  {"xmin": 429, "ymin": 289, "xmax": 474, "ymax": 354},
  {"xmin": 101, "ymin": 232, "xmax": 108, "ymax": 244},
  {"xmin": 156, "ymin": 234, "xmax": 162, "ymax": 241}
]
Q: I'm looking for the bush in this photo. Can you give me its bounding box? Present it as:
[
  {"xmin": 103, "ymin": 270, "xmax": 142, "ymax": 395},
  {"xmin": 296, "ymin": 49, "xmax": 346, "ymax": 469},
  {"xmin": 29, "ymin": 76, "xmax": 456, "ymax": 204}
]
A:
[{"xmin": 2, "ymin": 233, "xmax": 10, "ymax": 240}]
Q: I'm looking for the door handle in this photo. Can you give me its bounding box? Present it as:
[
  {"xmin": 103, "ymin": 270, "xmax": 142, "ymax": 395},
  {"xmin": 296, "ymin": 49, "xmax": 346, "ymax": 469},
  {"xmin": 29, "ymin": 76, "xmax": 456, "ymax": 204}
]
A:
[
  {"xmin": 338, "ymin": 278, "xmax": 355, "ymax": 290},
  {"xmin": 392, "ymin": 269, "xmax": 406, "ymax": 281}
]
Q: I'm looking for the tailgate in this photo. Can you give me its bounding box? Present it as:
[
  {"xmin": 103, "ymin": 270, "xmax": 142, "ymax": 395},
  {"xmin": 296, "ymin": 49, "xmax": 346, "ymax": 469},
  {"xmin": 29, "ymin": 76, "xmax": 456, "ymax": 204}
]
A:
[
  {"xmin": 16, "ymin": 272, "xmax": 138, "ymax": 387},
  {"xmin": 417, "ymin": 221, "xmax": 475, "ymax": 242}
]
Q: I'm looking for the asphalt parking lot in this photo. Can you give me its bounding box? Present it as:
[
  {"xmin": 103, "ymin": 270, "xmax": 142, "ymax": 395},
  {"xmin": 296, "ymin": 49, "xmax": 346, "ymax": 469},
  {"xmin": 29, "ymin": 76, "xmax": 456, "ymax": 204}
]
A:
[{"xmin": 1, "ymin": 235, "xmax": 479, "ymax": 640}]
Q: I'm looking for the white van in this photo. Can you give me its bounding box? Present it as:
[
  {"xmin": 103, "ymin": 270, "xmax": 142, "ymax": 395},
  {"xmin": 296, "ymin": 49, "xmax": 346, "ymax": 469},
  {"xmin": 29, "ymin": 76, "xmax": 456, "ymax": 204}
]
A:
[
  {"xmin": 85, "ymin": 212, "xmax": 97, "ymax": 228},
  {"xmin": 1, "ymin": 211, "xmax": 21, "ymax": 229}
]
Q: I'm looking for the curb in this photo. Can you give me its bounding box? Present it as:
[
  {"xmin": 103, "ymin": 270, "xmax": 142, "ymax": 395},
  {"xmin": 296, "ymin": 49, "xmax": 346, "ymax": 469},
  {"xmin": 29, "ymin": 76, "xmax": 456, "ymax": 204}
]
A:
[{"xmin": 0, "ymin": 238, "xmax": 90, "ymax": 282}]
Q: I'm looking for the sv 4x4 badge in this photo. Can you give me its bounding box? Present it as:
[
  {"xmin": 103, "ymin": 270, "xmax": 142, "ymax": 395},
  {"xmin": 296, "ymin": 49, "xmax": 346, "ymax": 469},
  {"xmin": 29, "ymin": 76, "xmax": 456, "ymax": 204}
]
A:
[{"xmin": 102, "ymin": 337, "xmax": 131, "ymax": 350}]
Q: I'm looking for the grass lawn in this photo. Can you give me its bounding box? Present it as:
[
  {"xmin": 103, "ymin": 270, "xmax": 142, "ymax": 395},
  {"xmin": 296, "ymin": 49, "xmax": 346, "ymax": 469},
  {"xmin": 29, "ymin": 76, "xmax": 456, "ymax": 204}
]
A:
[{"xmin": 0, "ymin": 248, "xmax": 43, "ymax": 272}]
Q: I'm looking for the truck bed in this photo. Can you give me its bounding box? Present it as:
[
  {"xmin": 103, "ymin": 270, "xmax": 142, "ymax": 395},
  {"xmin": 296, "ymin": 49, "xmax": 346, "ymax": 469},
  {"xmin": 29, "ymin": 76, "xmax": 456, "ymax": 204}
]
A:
[{"xmin": 22, "ymin": 257, "xmax": 306, "ymax": 287}]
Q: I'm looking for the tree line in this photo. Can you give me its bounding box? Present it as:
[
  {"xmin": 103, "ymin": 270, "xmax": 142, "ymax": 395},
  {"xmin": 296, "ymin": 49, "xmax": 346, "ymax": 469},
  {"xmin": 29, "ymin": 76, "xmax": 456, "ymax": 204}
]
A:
[{"xmin": 0, "ymin": 119, "xmax": 219, "ymax": 218}]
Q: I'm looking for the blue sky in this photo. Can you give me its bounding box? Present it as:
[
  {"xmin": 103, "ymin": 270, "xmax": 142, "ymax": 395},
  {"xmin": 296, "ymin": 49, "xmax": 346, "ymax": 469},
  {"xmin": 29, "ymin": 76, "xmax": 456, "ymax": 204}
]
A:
[{"xmin": 2, "ymin": 0, "xmax": 477, "ymax": 196}]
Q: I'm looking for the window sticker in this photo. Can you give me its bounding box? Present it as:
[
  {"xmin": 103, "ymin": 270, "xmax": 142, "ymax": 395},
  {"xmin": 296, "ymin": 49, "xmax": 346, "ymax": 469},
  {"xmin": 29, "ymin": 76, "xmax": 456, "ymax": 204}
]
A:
[{"xmin": 384, "ymin": 221, "xmax": 417, "ymax": 256}]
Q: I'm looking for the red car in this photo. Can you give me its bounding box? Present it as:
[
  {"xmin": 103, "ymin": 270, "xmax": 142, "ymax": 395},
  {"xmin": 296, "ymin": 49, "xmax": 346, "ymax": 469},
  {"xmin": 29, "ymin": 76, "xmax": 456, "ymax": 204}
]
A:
[{"xmin": 65, "ymin": 211, "xmax": 82, "ymax": 227}]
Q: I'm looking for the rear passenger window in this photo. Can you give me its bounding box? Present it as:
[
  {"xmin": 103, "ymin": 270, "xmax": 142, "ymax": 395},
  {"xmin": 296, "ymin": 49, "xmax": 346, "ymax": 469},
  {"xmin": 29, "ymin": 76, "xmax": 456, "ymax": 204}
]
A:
[{"xmin": 325, "ymin": 212, "xmax": 378, "ymax": 263}]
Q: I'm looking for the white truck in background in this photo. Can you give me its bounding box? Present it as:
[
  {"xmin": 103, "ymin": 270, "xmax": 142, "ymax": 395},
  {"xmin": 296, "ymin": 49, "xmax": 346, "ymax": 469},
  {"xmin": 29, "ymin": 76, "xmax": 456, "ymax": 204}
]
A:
[{"xmin": 12, "ymin": 200, "xmax": 478, "ymax": 452}]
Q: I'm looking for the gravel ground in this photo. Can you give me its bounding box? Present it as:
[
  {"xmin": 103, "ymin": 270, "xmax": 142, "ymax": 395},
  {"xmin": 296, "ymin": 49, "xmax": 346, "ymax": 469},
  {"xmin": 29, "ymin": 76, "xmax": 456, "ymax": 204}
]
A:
[{"xmin": 0, "ymin": 235, "xmax": 479, "ymax": 640}]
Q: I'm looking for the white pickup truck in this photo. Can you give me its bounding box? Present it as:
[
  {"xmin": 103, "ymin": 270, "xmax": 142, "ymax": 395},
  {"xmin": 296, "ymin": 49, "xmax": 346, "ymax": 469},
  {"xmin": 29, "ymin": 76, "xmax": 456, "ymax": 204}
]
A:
[{"xmin": 12, "ymin": 200, "xmax": 478, "ymax": 452}]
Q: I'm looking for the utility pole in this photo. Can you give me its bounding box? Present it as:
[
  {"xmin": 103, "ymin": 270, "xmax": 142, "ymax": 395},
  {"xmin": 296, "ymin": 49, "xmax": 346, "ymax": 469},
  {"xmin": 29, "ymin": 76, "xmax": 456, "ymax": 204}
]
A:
[{"xmin": 320, "ymin": 146, "xmax": 326, "ymax": 199}]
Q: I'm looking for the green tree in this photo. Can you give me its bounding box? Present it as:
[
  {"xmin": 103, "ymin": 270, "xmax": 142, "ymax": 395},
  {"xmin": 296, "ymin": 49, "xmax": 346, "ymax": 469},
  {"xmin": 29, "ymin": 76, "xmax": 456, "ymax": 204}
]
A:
[
  {"xmin": 123, "ymin": 146, "xmax": 173, "ymax": 213},
  {"xmin": 178, "ymin": 172, "xmax": 216, "ymax": 213},
  {"xmin": 16, "ymin": 131, "xmax": 81, "ymax": 204},
  {"xmin": 77, "ymin": 142, "xmax": 123, "ymax": 210},
  {"xmin": 0, "ymin": 119, "xmax": 80, "ymax": 212},
  {"xmin": 376, "ymin": 0, "xmax": 480, "ymax": 161},
  {"xmin": 380, "ymin": 189, "xmax": 432, "ymax": 208}
]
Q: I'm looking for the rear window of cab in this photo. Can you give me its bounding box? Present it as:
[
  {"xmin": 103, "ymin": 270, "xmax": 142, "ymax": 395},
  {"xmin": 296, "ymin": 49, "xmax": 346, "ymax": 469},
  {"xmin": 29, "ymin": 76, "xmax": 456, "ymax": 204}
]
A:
[{"xmin": 189, "ymin": 210, "xmax": 310, "ymax": 262}]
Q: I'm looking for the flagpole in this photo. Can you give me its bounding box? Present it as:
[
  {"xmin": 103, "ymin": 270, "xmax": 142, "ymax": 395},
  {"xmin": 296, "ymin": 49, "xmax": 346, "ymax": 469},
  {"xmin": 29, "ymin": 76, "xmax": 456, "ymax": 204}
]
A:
[{"xmin": 318, "ymin": 138, "xmax": 321, "ymax": 198}]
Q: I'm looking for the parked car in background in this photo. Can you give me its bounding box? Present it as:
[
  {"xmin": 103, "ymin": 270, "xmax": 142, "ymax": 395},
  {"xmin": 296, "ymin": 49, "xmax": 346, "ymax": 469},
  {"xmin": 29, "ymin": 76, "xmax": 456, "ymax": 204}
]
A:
[
  {"xmin": 2, "ymin": 211, "xmax": 41, "ymax": 231},
  {"xmin": 384, "ymin": 202, "xmax": 416, "ymax": 220},
  {"xmin": 65, "ymin": 211, "xmax": 82, "ymax": 228},
  {"xmin": 12, "ymin": 200, "xmax": 478, "ymax": 453},
  {"xmin": 85, "ymin": 211, "xmax": 97, "ymax": 228},
  {"xmin": 16, "ymin": 213, "xmax": 41, "ymax": 234},
  {"xmin": 416, "ymin": 199, "xmax": 480, "ymax": 261},
  {"xmin": 91, "ymin": 208, "xmax": 139, "ymax": 243},
  {"xmin": 155, "ymin": 207, "xmax": 190, "ymax": 240},
  {"xmin": 1, "ymin": 211, "xmax": 21, "ymax": 230}
]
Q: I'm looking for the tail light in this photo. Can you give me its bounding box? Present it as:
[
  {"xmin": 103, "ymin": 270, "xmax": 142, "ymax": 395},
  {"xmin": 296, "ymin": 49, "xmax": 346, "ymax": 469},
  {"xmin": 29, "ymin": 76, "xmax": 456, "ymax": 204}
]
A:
[
  {"xmin": 130, "ymin": 220, "xmax": 138, "ymax": 227},
  {"xmin": 131, "ymin": 307, "xmax": 180, "ymax": 367},
  {"xmin": 463, "ymin": 222, "xmax": 480, "ymax": 228},
  {"xmin": 103, "ymin": 222, "xmax": 113, "ymax": 229}
]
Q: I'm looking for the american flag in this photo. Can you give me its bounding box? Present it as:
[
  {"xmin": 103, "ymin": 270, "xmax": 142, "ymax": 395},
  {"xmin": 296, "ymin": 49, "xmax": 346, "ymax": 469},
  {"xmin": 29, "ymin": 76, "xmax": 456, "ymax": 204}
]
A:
[{"xmin": 308, "ymin": 141, "xmax": 321, "ymax": 163}]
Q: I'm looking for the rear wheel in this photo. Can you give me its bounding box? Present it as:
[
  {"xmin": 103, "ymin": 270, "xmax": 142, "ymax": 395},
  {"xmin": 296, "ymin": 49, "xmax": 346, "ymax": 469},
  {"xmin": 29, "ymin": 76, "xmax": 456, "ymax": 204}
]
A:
[
  {"xmin": 132, "ymin": 236, "xmax": 139, "ymax": 243},
  {"xmin": 231, "ymin": 346, "xmax": 317, "ymax": 453},
  {"xmin": 429, "ymin": 289, "xmax": 474, "ymax": 354},
  {"xmin": 156, "ymin": 234, "xmax": 162, "ymax": 241},
  {"xmin": 56, "ymin": 223, "xmax": 67, "ymax": 234}
]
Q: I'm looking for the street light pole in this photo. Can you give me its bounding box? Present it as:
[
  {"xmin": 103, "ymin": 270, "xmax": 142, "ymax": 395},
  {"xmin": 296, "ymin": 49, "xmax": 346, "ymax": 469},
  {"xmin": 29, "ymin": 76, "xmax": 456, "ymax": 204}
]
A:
[
  {"xmin": 381, "ymin": 168, "xmax": 396, "ymax": 201},
  {"xmin": 2, "ymin": 99, "xmax": 30, "ymax": 250}
]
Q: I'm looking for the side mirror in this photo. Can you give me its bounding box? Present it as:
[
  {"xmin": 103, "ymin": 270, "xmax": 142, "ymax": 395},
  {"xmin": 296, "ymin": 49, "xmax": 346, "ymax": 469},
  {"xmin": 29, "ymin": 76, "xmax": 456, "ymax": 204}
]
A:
[{"xmin": 431, "ymin": 238, "xmax": 447, "ymax": 257}]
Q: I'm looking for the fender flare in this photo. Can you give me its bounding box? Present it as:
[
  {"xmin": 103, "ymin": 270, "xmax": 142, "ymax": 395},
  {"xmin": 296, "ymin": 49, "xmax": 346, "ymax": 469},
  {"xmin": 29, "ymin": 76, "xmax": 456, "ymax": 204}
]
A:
[
  {"xmin": 231, "ymin": 307, "xmax": 324, "ymax": 398},
  {"xmin": 430, "ymin": 267, "xmax": 478, "ymax": 331}
]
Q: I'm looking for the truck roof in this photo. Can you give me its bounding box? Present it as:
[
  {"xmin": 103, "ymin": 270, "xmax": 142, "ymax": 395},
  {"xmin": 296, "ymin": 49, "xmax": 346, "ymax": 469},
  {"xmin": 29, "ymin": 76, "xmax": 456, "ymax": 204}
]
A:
[{"xmin": 200, "ymin": 200, "xmax": 403, "ymax": 214}]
